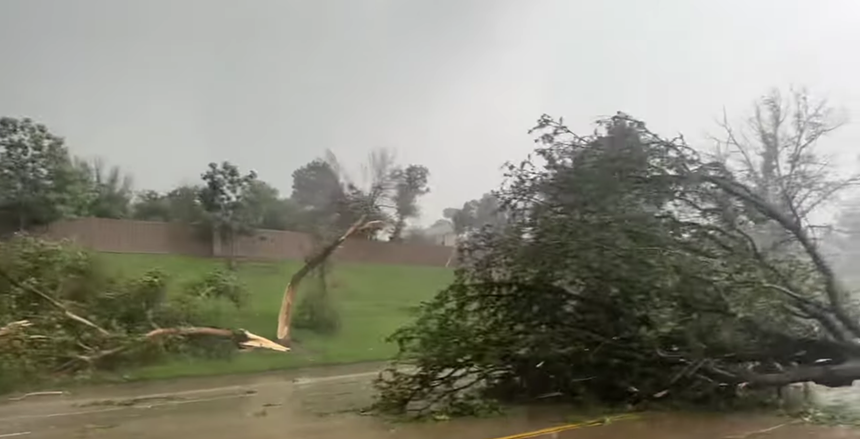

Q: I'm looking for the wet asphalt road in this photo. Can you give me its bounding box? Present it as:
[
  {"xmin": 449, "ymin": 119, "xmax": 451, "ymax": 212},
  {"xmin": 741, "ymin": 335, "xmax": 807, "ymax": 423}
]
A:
[{"xmin": 0, "ymin": 363, "xmax": 854, "ymax": 439}]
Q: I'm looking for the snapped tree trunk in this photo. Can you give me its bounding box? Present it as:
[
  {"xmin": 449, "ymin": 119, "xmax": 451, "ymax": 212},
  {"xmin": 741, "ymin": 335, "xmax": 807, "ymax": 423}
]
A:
[{"xmin": 276, "ymin": 217, "xmax": 381, "ymax": 346}]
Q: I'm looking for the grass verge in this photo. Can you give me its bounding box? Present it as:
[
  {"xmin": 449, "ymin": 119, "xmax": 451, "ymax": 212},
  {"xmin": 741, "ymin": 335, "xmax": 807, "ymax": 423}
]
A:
[{"xmin": 98, "ymin": 253, "xmax": 452, "ymax": 381}]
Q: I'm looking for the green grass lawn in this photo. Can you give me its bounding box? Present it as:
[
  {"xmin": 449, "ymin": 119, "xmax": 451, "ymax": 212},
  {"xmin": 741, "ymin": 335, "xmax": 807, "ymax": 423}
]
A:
[{"xmin": 99, "ymin": 253, "xmax": 453, "ymax": 380}]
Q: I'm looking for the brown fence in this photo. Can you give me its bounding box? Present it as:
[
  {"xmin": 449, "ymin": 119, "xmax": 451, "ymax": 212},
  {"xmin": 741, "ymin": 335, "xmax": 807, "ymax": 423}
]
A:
[{"xmin": 42, "ymin": 218, "xmax": 455, "ymax": 267}]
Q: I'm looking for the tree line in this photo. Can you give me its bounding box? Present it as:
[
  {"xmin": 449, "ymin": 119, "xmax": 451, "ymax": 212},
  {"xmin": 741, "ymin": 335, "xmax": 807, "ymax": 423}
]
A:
[{"xmin": 0, "ymin": 117, "xmax": 437, "ymax": 247}]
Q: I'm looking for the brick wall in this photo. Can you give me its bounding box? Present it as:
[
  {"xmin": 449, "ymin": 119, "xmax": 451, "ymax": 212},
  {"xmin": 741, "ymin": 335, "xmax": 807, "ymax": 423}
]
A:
[{"xmin": 43, "ymin": 218, "xmax": 455, "ymax": 267}]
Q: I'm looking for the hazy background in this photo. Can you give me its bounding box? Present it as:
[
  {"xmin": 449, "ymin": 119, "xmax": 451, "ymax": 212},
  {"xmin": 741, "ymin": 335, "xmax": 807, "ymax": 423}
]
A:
[{"xmin": 1, "ymin": 0, "xmax": 859, "ymax": 225}]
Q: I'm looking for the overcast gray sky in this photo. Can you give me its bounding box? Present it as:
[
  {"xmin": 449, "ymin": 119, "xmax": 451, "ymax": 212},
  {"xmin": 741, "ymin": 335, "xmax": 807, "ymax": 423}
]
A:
[{"xmin": 1, "ymin": 0, "xmax": 859, "ymax": 226}]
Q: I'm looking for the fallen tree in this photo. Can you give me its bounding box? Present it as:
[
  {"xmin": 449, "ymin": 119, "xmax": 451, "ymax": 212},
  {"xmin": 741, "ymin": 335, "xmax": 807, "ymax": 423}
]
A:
[
  {"xmin": 374, "ymin": 103, "xmax": 860, "ymax": 417},
  {"xmin": 0, "ymin": 236, "xmax": 285, "ymax": 389},
  {"xmin": 0, "ymin": 214, "xmax": 383, "ymax": 391}
]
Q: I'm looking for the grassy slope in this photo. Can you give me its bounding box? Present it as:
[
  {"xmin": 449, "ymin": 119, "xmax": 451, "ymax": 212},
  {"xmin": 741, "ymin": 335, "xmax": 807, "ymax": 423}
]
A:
[{"xmin": 100, "ymin": 253, "xmax": 452, "ymax": 380}]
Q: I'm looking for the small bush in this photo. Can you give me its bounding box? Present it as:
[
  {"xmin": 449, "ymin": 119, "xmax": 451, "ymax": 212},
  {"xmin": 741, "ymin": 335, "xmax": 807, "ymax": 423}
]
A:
[
  {"xmin": 182, "ymin": 269, "xmax": 247, "ymax": 308},
  {"xmin": 293, "ymin": 266, "xmax": 341, "ymax": 334}
]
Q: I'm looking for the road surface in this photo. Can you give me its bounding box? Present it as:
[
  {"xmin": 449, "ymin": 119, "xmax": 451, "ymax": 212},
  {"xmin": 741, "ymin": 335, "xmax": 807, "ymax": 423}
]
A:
[{"xmin": 0, "ymin": 363, "xmax": 854, "ymax": 438}]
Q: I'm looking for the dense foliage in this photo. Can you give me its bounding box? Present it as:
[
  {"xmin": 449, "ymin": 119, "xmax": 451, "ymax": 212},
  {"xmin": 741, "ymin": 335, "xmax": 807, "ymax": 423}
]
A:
[
  {"xmin": 0, "ymin": 117, "xmax": 92, "ymax": 230},
  {"xmin": 374, "ymin": 113, "xmax": 860, "ymax": 417},
  {"xmin": 0, "ymin": 235, "xmax": 248, "ymax": 392},
  {"xmin": 290, "ymin": 151, "xmax": 431, "ymax": 240},
  {"xmin": 0, "ymin": 117, "xmax": 435, "ymax": 242}
]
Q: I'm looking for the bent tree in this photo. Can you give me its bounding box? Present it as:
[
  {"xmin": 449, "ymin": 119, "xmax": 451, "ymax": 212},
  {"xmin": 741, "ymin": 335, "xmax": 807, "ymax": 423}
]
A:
[{"xmin": 374, "ymin": 107, "xmax": 860, "ymax": 417}]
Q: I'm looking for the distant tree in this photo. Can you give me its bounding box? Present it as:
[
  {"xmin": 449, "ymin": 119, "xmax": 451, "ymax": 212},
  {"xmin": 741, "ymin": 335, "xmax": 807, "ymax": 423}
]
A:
[
  {"xmin": 714, "ymin": 87, "xmax": 853, "ymax": 255},
  {"xmin": 291, "ymin": 148, "xmax": 431, "ymax": 240},
  {"xmin": 402, "ymin": 226, "xmax": 436, "ymax": 245},
  {"xmin": 442, "ymin": 205, "xmax": 473, "ymax": 237},
  {"xmin": 472, "ymin": 193, "xmax": 508, "ymax": 230},
  {"xmin": 358, "ymin": 148, "xmax": 398, "ymax": 213},
  {"xmin": 165, "ymin": 185, "xmax": 207, "ymax": 224},
  {"xmin": 0, "ymin": 117, "xmax": 91, "ymax": 230},
  {"xmin": 265, "ymin": 197, "xmax": 303, "ymax": 231},
  {"xmin": 131, "ymin": 190, "xmax": 171, "ymax": 222},
  {"xmin": 75, "ymin": 158, "xmax": 134, "ymax": 219},
  {"xmin": 198, "ymin": 162, "xmax": 258, "ymax": 269},
  {"xmin": 290, "ymin": 159, "xmax": 343, "ymax": 219},
  {"xmin": 829, "ymin": 192, "xmax": 860, "ymax": 284},
  {"xmin": 131, "ymin": 185, "xmax": 206, "ymax": 224},
  {"xmin": 389, "ymin": 165, "xmax": 430, "ymax": 242},
  {"xmin": 439, "ymin": 193, "xmax": 508, "ymax": 266},
  {"xmin": 339, "ymin": 185, "xmax": 388, "ymax": 239},
  {"xmin": 330, "ymin": 148, "xmax": 398, "ymax": 239},
  {"xmin": 243, "ymin": 180, "xmax": 302, "ymax": 231},
  {"xmin": 291, "ymin": 150, "xmax": 393, "ymax": 238},
  {"xmin": 442, "ymin": 193, "xmax": 507, "ymax": 238}
]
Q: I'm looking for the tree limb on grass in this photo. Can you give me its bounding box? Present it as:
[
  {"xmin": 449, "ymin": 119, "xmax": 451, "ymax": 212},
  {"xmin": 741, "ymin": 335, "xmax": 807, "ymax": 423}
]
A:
[
  {"xmin": 76, "ymin": 326, "xmax": 288, "ymax": 367},
  {"xmin": 275, "ymin": 216, "xmax": 384, "ymax": 345}
]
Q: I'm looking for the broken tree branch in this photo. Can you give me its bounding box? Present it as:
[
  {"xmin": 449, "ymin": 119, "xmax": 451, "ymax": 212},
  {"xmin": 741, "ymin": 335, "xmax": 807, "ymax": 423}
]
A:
[
  {"xmin": 275, "ymin": 216, "xmax": 383, "ymax": 345},
  {"xmin": 703, "ymin": 175, "xmax": 860, "ymax": 339},
  {"xmin": 77, "ymin": 326, "xmax": 287, "ymax": 366},
  {"xmin": 0, "ymin": 320, "xmax": 32, "ymax": 338},
  {"xmin": 0, "ymin": 266, "xmax": 110, "ymax": 336}
]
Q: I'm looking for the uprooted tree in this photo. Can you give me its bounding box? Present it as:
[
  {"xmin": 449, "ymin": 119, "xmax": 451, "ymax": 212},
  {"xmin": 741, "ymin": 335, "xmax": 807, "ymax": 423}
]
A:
[{"xmin": 374, "ymin": 100, "xmax": 860, "ymax": 417}]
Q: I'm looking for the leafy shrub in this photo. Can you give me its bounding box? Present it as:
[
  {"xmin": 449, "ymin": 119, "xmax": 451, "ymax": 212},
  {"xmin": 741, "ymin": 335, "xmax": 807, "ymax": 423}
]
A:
[
  {"xmin": 293, "ymin": 265, "xmax": 341, "ymax": 334},
  {"xmin": 182, "ymin": 268, "xmax": 247, "ymax": 308}
]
